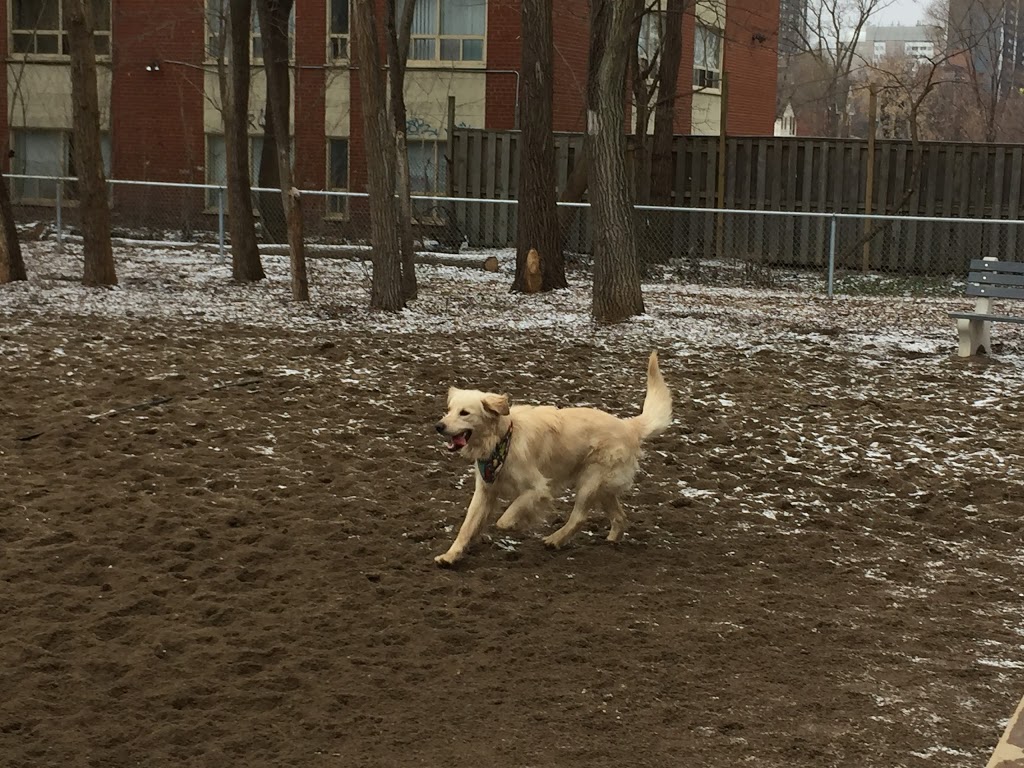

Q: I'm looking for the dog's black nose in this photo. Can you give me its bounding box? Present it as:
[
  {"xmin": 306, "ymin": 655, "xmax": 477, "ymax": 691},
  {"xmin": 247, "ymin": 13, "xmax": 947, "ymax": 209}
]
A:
[{"xmin": 434, "ymin": 422, "xmax": 446, "ymax": 434}]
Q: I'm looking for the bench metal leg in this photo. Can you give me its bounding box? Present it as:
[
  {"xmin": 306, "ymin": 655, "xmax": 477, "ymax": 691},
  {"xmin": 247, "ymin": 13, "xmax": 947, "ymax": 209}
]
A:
[{"xmin": 955, "ymin": 317, "xmax": 991, "ymax": 357}]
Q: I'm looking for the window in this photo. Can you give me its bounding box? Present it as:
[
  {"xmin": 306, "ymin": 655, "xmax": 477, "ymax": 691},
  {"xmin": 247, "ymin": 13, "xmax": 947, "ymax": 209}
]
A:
[
  {"xmin": 408, "ymin": 139, "xmax": 447, "ymax": 194},
  {"xmin": 402, "ymin": 0, "xmax": 485, "ymax": 63},
  {"xmin": 638, "ymin": 11, "xmax": 661, "ymax": 74},
  {"xmin": 205, "ymin": 134, "xmax": 264, "ymax": 208},
  {"xmin": 11, "ymin": 0, "xmax": 111, "ymax": 56},
  {"xmin": 692, "ymin": 24, "xmax": 722, "ymax": 89},
  {"xmin": 407, "ymin": 138, "xmax": 447, "ymax": 220},
  {"xmin": 10, "ymin": 129, "xmax": 111, "ymax": 202},
  {"xmin": 206, "ymin": 0, "xmax": 295, "ymax": 61},
  {"xmin": 327, "ymin": 138, "xmax": 349, "ymax": 217},
  {"xmin": 329, "ymin": 0, "xmax": 348, "ymax": 60}
]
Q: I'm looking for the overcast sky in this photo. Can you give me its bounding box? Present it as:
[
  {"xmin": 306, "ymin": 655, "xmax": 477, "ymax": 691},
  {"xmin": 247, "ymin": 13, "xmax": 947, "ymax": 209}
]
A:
[{"xmin": 869, "ymin": 0, "xmax": 930, "ymax": 26}]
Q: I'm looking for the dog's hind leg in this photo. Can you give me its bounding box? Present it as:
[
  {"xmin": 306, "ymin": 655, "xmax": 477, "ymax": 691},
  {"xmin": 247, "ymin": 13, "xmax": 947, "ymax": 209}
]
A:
[
  {"xmin": 543, "ymin": 471, "xmax": 604, "ymax": 550},
  {"xmin": 602, "ymin": 495, "xmax": 629, "ymax": 543},
  {"xmin": 495, "ymin": 487, "xmax": 551, "ymax": 532}
]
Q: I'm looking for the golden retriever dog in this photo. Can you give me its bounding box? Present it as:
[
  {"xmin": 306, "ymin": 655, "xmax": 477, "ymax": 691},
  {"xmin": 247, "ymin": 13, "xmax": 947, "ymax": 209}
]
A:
[{"xmin": 433, "ymin": 351, "xmax": 672, "ymax": 567}]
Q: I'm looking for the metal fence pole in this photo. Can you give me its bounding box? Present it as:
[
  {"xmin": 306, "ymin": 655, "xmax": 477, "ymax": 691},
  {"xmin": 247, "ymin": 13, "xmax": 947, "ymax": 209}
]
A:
[
  {"xmin": 55, "ymin": 178, "xmax": 63, "ymax": 252},
  {"xmin": 827, "ymin": 213, "xmax": 837, "ymax": 299},
  {"xmin": 217, "ymin": 186, "xmax": 226, "ymax": 261}
]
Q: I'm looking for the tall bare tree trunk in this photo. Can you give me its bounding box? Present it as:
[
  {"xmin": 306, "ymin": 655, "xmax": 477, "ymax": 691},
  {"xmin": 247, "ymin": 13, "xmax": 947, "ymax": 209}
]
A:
[
  {"xmin": 649, "ymin": 0, "xmax": 685, "ymax": 206},
  {"xmin": 352, "ymin": 0, "xmax": 404, "ymax": 311},
  {"xmin": 589, "ymin": 0, "xmax": 644, "ymax": 322},
  {"xmin": 644, "ymin": 0, "xmax": 686, "ymax": 265},
  {"xmin": 387, "ymin": 0, "xmax": 417, "ymax": 301},
  {"xmin": 0, "ymin": 171, "xmax": 26, "ymax": 283},
  {"xmin": 63, "ymin": 0, "xmax": 115, "ymax": 287},
  {"xmin": 629, "ymin": 9, "xmax": 651, "ymax": 206},
  {"xmin": 255, "ymin": 0, "xmax": 308, "ymax": 301},
  {"xmin": 257, "ymin": 115, "xmax": 286, "ymax": 242},
  {"xmin": 514, "ymin": 0, "xmax": 565, "ymax": 292},
  {"xmin": 221, "ymin": 0, "xmax": 264, "ymax": 282}
]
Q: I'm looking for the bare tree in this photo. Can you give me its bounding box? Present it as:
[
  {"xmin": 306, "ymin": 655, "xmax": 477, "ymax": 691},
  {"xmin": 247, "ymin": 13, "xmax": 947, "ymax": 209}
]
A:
[
  {"xmin": 386, "ymin": 0, "xmax": 418, "ymax": 301},
  {"xmin": 214, "ymin": 0, "xmax": 265, "ymax": 282},
  {"xmin": 629, "ymin": 0, "xmax": 661, "ymax": 205},
  {"xmin": 63, "ymin": 0, "xmax": 115, "ymax": 286},
  {"xmin": 255, "ymin": 0, "xmax": 308, "ymax": 301},
  {"xmin": 940, "ymin": 0, "xmax": 1019, "ymax": 141},
  {"xmin": 649, "ymin": 0, "xmax": 686, "ymax": 206},
  {"xmin": 0, "ymin": 170, "xmax": 26, "ymax": 283},
  {"xmin": 352, "ymin": 0, "xmax": 404, "ymax": 311},
  {"xmin": 793, "ymin": 0, "xmax": 894, "ymax": 136},
  {"xmin": 589, "ymin": 0, "xmax": 645, "ymax": 322},
  {"xmin": 513, "ymin": 0, "xmax": 566, "ymax": 292}
]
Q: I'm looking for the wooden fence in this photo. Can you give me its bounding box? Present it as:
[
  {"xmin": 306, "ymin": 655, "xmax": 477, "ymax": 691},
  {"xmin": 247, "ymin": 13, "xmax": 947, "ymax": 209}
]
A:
[{"xmin": 447, "ymin": 130, "xmax": 1024, "ymax": 273}]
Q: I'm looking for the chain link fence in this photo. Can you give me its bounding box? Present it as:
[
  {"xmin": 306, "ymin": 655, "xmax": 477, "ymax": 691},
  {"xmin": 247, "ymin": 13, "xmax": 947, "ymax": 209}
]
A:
[{"xmin": 9, "ymin": 175, "xmax": 1024, "ymax": 297}]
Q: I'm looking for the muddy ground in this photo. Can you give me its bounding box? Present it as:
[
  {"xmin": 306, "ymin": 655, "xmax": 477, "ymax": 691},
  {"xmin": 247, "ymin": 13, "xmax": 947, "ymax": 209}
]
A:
[{"xmin": 2, "ymin": 248, "xmax": 1023, "ymax": 767}]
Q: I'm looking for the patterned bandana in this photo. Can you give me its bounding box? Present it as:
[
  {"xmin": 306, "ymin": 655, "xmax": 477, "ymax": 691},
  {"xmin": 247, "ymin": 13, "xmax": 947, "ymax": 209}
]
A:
[{"xmin": 477, "ymin": 422, "xmax": 513, "ymax": 483}]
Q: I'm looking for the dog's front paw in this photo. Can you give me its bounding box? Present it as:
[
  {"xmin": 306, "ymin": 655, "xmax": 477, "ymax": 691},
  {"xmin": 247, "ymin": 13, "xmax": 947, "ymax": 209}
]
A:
[{"xmin": 434, "ymin": 552, "xmax": 460, "ymax": 568}]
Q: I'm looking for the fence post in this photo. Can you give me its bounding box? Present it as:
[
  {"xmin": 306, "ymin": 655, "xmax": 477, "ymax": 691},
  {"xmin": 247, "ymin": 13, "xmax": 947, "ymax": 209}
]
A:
[
  {"xmin": 827, "ymin": 213, "xmax": 837, "ymax": 299},
  {"xmin": 55, "ymin": 177, "xmax": 63, "ymax": 252},
  {"xmin": 217, "ymin": 186, "xmax": 226, "ymax": 261}
]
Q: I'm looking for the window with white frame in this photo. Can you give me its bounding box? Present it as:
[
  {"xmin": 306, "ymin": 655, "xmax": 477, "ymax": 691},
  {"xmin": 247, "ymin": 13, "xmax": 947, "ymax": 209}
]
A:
[
  {"xmin": 327, "ymin": 138, "xmax": 349, "ymax": 216},
  {"xmin": 693, "ymin": 24, "xmax": 722, "ymax": 89},
  {"xmin": 10, "ymin": 129, "xmax": 112, "ymax": 202},
  {"xmin": 329, "ymin": 0, "xmax": 348, "ymax": 60},
  {"xmin": 407, "ymin": 138, "xmax": 447, "ymax": 220},
  {"xmin": 11, "ymin": 0, "xmax": 111, "ymax": 56},
  {"xmin": 638, "ymin": 10, "xmax": 661, "ymax": 75},
  {"xmin": 401, "ymin": 0, "xmax": 486, "ymax": 63},
  {"xmin": 206, "ymin": 0, "xmax": 295, "ymax": 61},
  {"xmin": 408, "ymin": 139, "xmax": 447, "ymax": 194},
  {"xmin": 205, "ymin": 134, "xmax": 264, "ymax": 208}
]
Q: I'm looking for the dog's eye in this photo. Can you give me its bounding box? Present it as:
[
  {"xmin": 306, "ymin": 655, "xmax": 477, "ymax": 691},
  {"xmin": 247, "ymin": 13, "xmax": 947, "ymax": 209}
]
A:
[{"xmin": 459, "ymin": 409, "xmax": 470, "ymax": 417}]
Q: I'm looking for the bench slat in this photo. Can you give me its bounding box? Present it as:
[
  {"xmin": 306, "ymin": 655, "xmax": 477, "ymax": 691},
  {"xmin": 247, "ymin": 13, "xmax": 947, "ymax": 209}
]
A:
[
  {"xmin": 949, "ymin": 311, "xmax": 1024, "ymax": 324},
  {"xmin": 965, "ymin": 284, "xmax": 1024, "ymax": 300},
  {"xmin": 968, "ymin": 259, "xmax": 1024, "ymax": 274},
  {"xmin": 967, "ymin": 271, "xmax": 1024, "ymax": 288}
]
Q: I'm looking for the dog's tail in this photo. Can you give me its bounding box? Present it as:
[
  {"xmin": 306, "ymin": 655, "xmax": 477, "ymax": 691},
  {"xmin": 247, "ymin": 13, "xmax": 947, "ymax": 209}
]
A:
[{"xmin": 630, "ymin": 351, "xmax": 673, "ymax": 440}]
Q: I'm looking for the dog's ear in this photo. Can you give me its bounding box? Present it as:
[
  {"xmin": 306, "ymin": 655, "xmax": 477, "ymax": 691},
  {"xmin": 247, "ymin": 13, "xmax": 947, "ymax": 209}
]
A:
[
  {"xmin": 481, "ymin": 393, "xmax": 510, "ymax": 417},
  {"xmin": 447, "ymin": 386, "xmax": 458, "ymax": 406}
]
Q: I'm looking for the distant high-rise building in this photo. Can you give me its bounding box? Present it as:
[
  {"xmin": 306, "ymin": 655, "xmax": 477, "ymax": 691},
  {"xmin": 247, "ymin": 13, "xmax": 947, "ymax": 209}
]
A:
[
  {"xmin": 778, "ymin": 0, "xmax": 808, "ymax": 53},
  {"xmin": 855, "ymin": 25, "xmax": 942, "ymax": 65},
  {"xmin": 948, "ymin": 0, "xmax": 1024, "ymax": 93}
]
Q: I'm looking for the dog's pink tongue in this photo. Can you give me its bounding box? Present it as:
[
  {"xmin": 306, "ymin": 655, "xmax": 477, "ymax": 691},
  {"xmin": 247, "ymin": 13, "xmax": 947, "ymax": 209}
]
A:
[{"xmin": 453, "ymin": 434, "xmax": 468, "ymax": 448}]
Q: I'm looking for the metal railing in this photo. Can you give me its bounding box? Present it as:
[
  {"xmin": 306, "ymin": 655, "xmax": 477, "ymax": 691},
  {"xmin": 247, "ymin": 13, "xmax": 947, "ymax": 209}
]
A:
[{"xmin": 8, "ymin": 174, "xmax": 1023, "ymax": 297}]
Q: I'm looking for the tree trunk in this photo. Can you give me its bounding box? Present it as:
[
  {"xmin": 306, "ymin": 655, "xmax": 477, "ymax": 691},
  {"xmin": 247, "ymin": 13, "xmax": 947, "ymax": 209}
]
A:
[
  {"xmin": 387, "ymin": 0, "xmax": 417, "ymax": 301},
  {"xmin": 629, "ymin": 8, "xmax": 651, "ymax": 206},
  {"xmin": 588, "ymin": 0, "xmax": 644, "ymax": 323},
  {"xmin": 0, "ymin": 171, "xmax": 27, "ymax": 283},
  {"xmin": 352, "ymin": 0, "xmax": 404, "ymax": 311},
  {"xmin": 257, "ymin": 111, "xmax": 287, "ymax": 243},
  {"xmin": 63, "ymin": 0, "xmax": 116, "ymax": 287},
  {"xmin": 256, "ymin": 0, "xmax": 308, "ymax": 301},
  {"xmin": 221, "ymin": 0, "xmax": 264, "ymax": 282},
  {"xmin": 513, "ymin": 0, "xmax": 566, "ymax": 292},
  {"xmin": 649, "ymin": 0, "xmax": 685, "ymax": 206}
]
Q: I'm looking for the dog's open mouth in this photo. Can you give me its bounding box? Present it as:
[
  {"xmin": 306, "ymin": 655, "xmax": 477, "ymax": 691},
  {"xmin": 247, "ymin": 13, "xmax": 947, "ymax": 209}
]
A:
[{"xmin": 446, "ymin": 430, "xmax": 472, "ymax": 452}]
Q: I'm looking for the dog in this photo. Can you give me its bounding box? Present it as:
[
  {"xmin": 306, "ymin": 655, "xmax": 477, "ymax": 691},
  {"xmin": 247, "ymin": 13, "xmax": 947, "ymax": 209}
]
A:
[{"xmin": 433, "ymin": 351, "xmax": 672, "ymax": 567}]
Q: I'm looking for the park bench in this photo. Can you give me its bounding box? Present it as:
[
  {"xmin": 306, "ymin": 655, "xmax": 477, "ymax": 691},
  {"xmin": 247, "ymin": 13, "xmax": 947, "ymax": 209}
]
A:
[{"xmin": 949, "ymin": 258, "xmax": 1024, "ymax": 357}]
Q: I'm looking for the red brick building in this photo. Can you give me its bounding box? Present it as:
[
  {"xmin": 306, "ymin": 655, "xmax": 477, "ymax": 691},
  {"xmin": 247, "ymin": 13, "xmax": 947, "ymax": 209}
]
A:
[{"xmin": 1, "ymin": 0, "xmax": 778, "ymax": 215}]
